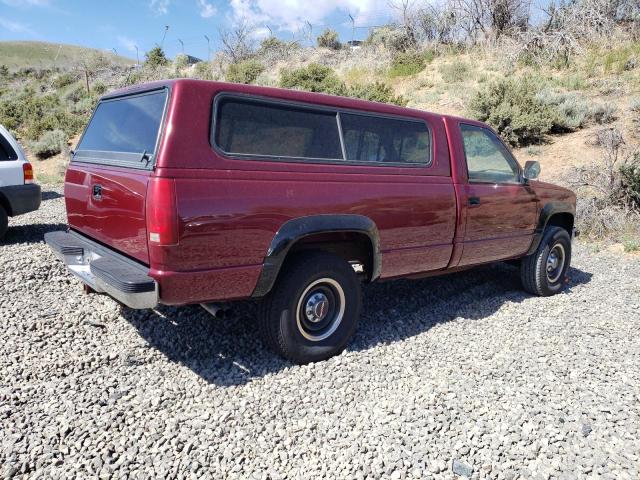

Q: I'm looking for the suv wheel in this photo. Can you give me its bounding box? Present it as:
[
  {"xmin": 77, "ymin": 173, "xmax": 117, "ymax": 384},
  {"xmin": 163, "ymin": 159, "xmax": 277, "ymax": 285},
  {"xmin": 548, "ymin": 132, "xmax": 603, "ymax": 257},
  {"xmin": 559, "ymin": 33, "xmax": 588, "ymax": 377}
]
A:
[
  {"xmin": 259, "ymin": 251, "xmax": 362, "ymax": 364},
  {"xmin": 520, "ymin": 226, "xmax": 572, "ymax": 296},
  {"xmin": 0, "ymin": 206, "xmax": 7, "ymax": 239}
]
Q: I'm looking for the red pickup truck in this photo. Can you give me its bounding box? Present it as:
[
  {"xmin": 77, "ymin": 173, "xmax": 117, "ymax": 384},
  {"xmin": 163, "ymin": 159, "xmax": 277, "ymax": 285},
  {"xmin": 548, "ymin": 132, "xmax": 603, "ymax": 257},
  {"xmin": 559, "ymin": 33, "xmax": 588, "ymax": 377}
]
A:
[{"xmin": 46, "ymin": 79, "xmax": 577, "ymax": 364}]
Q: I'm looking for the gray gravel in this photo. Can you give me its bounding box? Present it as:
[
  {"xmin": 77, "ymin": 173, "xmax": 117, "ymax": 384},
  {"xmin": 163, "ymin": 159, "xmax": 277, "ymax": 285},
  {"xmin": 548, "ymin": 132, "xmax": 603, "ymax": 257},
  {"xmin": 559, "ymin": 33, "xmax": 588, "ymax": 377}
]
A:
[{"xmin": 1, "ymin": 186, "xmax": 639, "ymax": 479}]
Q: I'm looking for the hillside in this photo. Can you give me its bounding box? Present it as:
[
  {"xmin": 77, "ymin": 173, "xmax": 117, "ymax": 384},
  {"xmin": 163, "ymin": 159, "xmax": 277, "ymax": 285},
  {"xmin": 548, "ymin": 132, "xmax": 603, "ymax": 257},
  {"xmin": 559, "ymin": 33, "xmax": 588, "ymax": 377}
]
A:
[
  {"xmin": 0, "ymin": 27, "xmax": 638, "ymax": 248},
  {"xmin": 0, "ymin": 41, "xmax": 134, "ymax": 71}
]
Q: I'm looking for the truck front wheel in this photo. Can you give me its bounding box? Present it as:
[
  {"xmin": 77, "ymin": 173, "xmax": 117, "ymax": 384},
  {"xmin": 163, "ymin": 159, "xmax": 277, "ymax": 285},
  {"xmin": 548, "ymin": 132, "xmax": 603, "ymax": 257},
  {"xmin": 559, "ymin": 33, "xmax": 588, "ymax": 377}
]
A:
[
  {"xmin": 520, "ymin": 226, "xmax": 572, "ymax": 296},
  {"xmin": 259, "ymin": 251, "xmax": 362, "ymax": 364}
]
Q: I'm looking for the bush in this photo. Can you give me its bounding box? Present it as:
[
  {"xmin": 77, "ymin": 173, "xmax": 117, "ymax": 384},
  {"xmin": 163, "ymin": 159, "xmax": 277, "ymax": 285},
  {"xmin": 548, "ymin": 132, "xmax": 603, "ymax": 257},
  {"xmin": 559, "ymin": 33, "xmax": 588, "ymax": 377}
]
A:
[
  {"xmin": 619, "ymin": 157, "xmax": 640, "ymax": 209},
  {"xmin": 64, "ymin": 84, "xmax": 87, "ymax": 103},
  {"xmin": 193, "ymin": 61, "xmax": 215, "ymax": 80},
  {"xmin": 174, "ymin": 54, "xmax": 189, "ymax": 71},
  {"xmin": 145, "ymin": 47, "xmax": 169, "ymax": 68},
  {"xmin": 569, "ymin": 129, "xmax": 640, "ymax": 240},
  {"xmin": 438, "ymin": 60, "xmax": 469, "ymax": 83},
  {"xmin": 279, "ymin": 64, "xmax": 406, "ymax": 106},
  {"xmin": 52, "ymin": 72, "xmax": 75, "ymax": 89},
  {"xmin": 92, "ymin": 82, "xmax": 107, "ymax": 96},
  {"xmin": 348, "ymin": 82, "xmax": 407, "ymax": 106},
  {"xmin": 389, "ymin": 52, "xmax": 426, "ymax": 77},
  {"xmin": 591, "ymin": 103, "xmax": 617, "ymax": 124},
  {"xmin": 280, "ymin": 64, "xmax": 347, "ymax": 95},
  {"xmin": 30, "ymin": 129, "xmax": 67, "ymax": 159},
  {"xmin": 226, "ymin": 59, "xmax": 265, "ymax": 84},
  {"xmin": 366, "ymin": 26, "xmax": 415, "ymax": 52},
  {"xmin": 317, "ymin": 29, "xmax": 342, "ymax": 50},
  {"xmin": 538, "ymin": 89, "xmax": 591, "ymax": 131},
  {"xmin": 469, "ymin": 78, "xmax": 556, "ymax": 146}
]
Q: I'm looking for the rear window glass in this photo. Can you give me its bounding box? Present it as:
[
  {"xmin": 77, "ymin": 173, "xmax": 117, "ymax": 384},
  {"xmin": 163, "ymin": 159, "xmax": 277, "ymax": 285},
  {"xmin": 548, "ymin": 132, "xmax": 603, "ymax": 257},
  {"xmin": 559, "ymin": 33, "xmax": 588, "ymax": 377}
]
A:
[
  {"xmin": 75, "ymin": 89, "xmax": 167, "ymax": 167},
  {"xmin": 0, "ymin": 136, "xmax": 17, "ymax": 161},
  {"xmin": 214, "ymin": 98, "xmax": 342, "ymax": 160},
  {"xmin": 341, "ymin": 113, "xmax": 430, "ymax": 164}
]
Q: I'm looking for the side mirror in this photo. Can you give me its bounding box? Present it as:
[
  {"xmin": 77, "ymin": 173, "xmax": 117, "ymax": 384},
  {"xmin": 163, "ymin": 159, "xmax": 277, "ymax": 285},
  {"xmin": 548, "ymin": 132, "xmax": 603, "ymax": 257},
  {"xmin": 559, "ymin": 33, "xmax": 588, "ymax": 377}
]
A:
[{"xmin": 524, "ymin": 160, "xmax": 540, "ymax": 181}]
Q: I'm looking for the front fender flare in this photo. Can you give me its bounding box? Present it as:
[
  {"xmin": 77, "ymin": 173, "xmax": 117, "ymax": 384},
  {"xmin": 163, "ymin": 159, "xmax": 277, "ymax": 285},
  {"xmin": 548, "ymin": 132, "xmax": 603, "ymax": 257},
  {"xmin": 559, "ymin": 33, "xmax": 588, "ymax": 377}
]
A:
[
  {"xmin": 526, "ymin": 202, "xmax": 575, "ymax": 255},
  {"xmin": 251, "ymin": 214, "xmax": 381, "ymax": 297}
]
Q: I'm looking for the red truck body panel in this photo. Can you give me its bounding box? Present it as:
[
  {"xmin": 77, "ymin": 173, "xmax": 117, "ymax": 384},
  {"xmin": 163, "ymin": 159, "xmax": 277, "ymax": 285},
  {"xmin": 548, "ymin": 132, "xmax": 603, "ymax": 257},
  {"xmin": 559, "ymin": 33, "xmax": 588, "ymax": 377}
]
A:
[{"xmin": 64, "ymin": 79, "xmax": 576, "ymax": 306}]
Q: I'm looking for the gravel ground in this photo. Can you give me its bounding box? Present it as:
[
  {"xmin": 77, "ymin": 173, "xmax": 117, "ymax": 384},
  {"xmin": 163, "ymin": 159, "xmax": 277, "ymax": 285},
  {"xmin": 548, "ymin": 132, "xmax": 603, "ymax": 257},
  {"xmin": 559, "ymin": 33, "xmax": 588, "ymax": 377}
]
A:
[{"xmin": 1, "ymin": 186, "xmax": 639, "ymax": 480}]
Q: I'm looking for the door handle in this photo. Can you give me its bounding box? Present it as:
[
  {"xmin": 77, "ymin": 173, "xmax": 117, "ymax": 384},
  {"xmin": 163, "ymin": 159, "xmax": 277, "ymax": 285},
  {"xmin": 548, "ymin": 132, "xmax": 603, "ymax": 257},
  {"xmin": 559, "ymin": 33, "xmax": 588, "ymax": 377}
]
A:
[{"xmin": 468, "ymin": 196, "xmax": 481, "ymax": 207}]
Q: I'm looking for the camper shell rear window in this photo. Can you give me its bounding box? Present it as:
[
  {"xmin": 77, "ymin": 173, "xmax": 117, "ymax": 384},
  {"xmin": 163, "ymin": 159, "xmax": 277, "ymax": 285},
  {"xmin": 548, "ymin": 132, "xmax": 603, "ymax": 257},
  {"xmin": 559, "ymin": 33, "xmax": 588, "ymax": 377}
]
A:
[{"xmin": 73, "ymin": 88, "xmax": 168, "ymax": 169}]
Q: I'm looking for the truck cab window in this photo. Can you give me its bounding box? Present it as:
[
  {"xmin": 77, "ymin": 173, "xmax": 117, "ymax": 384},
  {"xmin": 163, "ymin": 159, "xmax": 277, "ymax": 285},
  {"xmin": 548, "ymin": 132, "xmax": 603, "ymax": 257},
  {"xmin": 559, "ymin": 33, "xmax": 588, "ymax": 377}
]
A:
[{"xmin": 461, "ymin": 124, "xmax": 520, "ymax": 184}]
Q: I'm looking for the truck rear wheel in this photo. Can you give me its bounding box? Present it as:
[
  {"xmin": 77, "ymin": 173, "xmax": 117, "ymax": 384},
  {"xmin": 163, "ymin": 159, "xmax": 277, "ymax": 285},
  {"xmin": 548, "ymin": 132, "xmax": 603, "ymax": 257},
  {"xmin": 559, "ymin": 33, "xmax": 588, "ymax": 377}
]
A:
[
  {"xmin": 259, "ymin": 251, "xmax": 362, "ymax": 364},
  {"xmin": 520, "ymin": 226, "xmax": 572, "ymax": 296},
  {"xmin": 0, "ymin": 206, "xmax": 7, "ymax": 239}
]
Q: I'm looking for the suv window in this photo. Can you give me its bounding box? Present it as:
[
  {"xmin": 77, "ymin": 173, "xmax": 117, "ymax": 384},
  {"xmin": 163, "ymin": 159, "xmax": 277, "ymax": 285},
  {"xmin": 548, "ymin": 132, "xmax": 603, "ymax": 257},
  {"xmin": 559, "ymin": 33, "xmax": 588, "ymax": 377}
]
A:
[
  {"xmin": 75, "ymin": 89, "xmax": 167, "ymax": 168},
  {"xmin": 0, "ymin": 136, "xmax": 17, "ymax": 161},
  {"xmin": 215, "ymin": 98, "xmax": 342, "ymax": 160},
  {"xmin": 461, "ymin": 124, "xmax": 520, "ymax": 183},
  {"xmin": 341, "ymin": 113, "xmax": 430, "ymax": 164}
]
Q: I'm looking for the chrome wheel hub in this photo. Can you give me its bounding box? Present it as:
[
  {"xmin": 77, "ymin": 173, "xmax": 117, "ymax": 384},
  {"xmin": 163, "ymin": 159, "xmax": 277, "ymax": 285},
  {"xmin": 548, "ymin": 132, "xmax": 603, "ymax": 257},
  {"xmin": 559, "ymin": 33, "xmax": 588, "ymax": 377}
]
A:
[
  {"xmin": 305, "ymin": 293, "xmax": 330, "ymax": 323},
  {"xmin": 296, "ymin": 278, "xmax": 345, "ymax": 342},
  {"xmin": 546, "ymin": 243, "xmax": 566, "ymax": 283}
]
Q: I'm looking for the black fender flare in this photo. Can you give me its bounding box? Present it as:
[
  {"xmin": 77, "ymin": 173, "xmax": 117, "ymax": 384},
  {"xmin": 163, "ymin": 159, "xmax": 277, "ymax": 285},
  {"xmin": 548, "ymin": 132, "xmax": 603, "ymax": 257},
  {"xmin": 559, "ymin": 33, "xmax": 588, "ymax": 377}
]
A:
[
  {"xmin": 251, "ymin": 214, "xmax": 381, "ymax": 297},
  {"xmin": 526, "ymin": 202, "xmax": 575, "ymax": 255}
]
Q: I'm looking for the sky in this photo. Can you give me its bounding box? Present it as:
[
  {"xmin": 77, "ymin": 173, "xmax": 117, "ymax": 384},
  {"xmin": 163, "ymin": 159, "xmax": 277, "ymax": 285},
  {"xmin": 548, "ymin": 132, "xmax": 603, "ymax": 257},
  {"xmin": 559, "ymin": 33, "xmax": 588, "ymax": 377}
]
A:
[{"xmin": 0, "ymin": 0, "xmax": 400, "ymax": 61}]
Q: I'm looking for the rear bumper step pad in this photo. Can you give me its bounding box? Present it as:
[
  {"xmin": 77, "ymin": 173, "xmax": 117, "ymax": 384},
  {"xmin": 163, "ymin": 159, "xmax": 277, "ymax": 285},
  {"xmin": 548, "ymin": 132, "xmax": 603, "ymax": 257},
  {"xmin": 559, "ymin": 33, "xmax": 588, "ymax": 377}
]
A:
[{"xmin": 45, "ymin": 230, "xmax": 158, "ymax": 309}]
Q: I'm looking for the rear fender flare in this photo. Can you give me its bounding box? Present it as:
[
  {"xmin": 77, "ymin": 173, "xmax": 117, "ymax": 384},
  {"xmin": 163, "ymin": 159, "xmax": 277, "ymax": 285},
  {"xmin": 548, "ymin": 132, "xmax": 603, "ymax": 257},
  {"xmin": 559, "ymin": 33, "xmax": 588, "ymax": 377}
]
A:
[{"xmin": 251, "ymin": 214, "xmax": 381, "ymax": 297}]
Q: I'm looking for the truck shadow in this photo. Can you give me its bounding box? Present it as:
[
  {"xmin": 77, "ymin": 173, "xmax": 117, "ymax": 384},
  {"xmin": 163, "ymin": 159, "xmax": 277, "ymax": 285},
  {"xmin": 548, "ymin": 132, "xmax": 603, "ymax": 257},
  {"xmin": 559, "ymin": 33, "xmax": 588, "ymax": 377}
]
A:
[
  {"xmin": 1, "ymin": 222, "xmax": 67, "ymax": 246},
  {"xmin": 120, "ymin": 262, "xmax": 592, "ymax": 387},
  {"xmin": 41, "ymin": 190, "xmax": 63, "ymax": 201}
]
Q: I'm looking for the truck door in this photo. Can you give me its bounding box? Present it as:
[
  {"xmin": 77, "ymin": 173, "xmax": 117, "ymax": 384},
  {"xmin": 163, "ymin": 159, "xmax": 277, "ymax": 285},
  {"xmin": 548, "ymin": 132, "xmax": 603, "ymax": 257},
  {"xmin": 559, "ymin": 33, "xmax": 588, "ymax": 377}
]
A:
[{"xmin": 456, "ymin": 123, "xmax": 538, "ymax": 266}]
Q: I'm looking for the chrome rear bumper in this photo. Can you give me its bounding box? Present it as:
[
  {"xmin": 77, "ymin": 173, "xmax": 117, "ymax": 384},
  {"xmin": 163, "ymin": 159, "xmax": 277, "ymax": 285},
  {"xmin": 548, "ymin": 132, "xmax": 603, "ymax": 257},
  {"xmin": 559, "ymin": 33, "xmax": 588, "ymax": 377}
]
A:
[{"xmin": 45, "ymin": 230, "xmax": 158, "ymax": 309}]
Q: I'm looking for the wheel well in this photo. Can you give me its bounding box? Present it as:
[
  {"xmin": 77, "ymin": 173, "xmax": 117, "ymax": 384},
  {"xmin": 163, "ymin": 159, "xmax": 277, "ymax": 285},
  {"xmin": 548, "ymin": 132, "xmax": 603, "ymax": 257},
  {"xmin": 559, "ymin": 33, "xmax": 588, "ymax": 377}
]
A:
[
  {"xmin": 286, "ymin": 231, "xmax": 375, "ymax": 282},
  {"xmin": 0, "ymin": 192, "xmax": 11, "ymax": 216},
  {"xmin": 546, "ymin": 212, "xmax": 574, "ymax": 234}
]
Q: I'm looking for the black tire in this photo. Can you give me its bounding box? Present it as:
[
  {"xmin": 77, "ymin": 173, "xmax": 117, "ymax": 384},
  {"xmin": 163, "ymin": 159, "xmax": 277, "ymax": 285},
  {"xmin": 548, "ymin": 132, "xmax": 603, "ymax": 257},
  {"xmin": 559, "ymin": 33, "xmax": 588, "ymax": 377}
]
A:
[
  {"xmin": 520, "ymin": 226, "xmax": 572, "ymax": 296},
  {"xmin": 0, "ymin": 206, "xmax": 7, "ymax": 240},
  {"xmin": 259, "ymin": 251, "xmax": 362, "ymax": 364}
]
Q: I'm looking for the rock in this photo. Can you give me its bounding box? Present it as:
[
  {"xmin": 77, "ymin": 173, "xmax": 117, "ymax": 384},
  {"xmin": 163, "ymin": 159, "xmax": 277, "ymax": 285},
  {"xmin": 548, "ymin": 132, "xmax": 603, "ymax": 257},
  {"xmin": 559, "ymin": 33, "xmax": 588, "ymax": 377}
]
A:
[{"xmin": 452, "ymin": 459, "xmax": 473, "ymax": 477}]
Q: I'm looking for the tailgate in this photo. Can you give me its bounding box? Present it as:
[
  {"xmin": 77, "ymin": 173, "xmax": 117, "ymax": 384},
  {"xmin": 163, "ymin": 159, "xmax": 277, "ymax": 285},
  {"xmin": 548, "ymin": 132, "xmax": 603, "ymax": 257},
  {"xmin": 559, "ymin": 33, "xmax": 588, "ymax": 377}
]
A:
[
  {"xmin": 64, "ymin": 88, "xmax": 169, "ymax": 265},
  {"xmin": 65, "ymin": 164, "xmax": 151, "ymax": 263}
]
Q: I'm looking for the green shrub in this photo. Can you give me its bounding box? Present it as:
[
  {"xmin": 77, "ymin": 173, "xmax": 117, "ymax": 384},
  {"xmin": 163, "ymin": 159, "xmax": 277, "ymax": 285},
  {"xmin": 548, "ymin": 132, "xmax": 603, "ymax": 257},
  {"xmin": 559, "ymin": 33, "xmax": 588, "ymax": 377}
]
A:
[
  {"xmin": 348, "ymin": 82, "xmax": 407, "ymax": 106},
  {"xmin": 193, "ymin": 61, "xmax": 215, "ymax": 80},
  {"xmin": 365, "ymin": 26, "xmax": 415, "ymax": 52},
  {"xmin": 620, "ymin": 156, "xmax": 640, "ymax": 209},
  {"xmin": 538, "ymin": 89, "xmax": 591, "ymax": 131},
  {"xmin": 317, "ymin": 29, "xmax": 341, "ymax": 50},
  {"xmin": 280, "ymin": 64, "xmax": 347, "ymax": 95},
  {"xmin": 629, "ymin": 98, "xmax": 640, "ymax": 113},
  {"xmin": 92, "ymin": 82, "xmax": 107, "ymax": 95},
  {"xmin": 0, "ymin": 65, "xmax": 8, "ymax": 78},
  {"xmin": 591, "ymin": 103, "xmax": 618, "ymax": 124},
  {"xmin": 145, "ymin": 47, "xmax": 169, "ymax": 67},
  {"xmin": 469, "ymin": 78, "xmax": 556, "ymax": 146},
  {"xmin": 52, "ymin": 72, "xmax": 75, "ymax": 89},
  {"xmin": 174, "ymin": 54, "xmax": 189, "ymax": 71},
  {"xmin": 64, "ymin": 84, "xmax": 87, "ymax": 103},
  {"xmin": 439, "ymin": 60, "xmax": 469, "ymax": 83},
  {"xmin": 30, "ymin": 129, "xmax": 67, "ymax": 159},
  {"xmin": 226, "ymin": 59, "xmax": 265, "ymax": 84},
  {"xmin": 279, "ymin": 64, "xmax": 406, "ymax": 106},
  {"xmin": 389, "ymin": 52, "xmax": 426, "ymax": 77}
]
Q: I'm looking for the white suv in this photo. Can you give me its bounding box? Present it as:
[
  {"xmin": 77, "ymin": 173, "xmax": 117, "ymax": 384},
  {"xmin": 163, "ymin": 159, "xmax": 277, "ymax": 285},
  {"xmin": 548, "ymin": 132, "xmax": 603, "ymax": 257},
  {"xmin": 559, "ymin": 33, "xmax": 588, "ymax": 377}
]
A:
[{"xmin": 0, "ymin": 124, "xmax": 41, "ymax": 239}]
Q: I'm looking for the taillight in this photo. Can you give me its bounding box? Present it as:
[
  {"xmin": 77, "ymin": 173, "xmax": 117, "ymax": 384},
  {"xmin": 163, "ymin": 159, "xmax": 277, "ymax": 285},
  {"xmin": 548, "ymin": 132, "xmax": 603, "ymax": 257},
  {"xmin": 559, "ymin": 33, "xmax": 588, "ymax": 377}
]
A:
[
  {"xmin": 23, "ymin": 162, "xmax": 34, "ymax": 184},
  {"xmin": 146, "ymin": 177, "xmax": 178, "ymax": 246}
]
